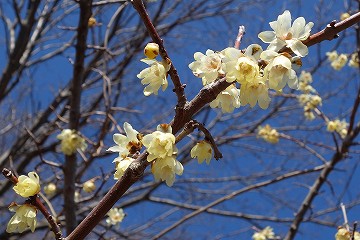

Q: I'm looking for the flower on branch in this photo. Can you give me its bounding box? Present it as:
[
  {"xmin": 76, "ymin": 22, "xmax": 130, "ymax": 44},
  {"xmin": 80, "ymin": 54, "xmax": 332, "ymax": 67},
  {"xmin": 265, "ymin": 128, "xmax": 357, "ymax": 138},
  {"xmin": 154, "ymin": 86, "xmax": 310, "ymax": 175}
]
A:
[
  {"xmin": 188, "ymin": 49, "xmax": 224, "ymax": 85},
  {"xmin": 258, "ymin": 10, "xmax": 314, "ymax": 57},
  {"xmin": 349, "ymin": 52, "xmax": 359, "ymax": 68},
  {"xmin": 326, "ymin": 51, "xmax": 338, "ymax": 62},
  {"xmin": 44, "ymin": 183, "xmax": 57, "ymax": 197},
  {"xmin": 113, "ymin": 157, "xmax": 134, "ymax": 180},
  {"xmin": 83, "ymin": 179, "xmax": 96, "ymax": 193},
  {"xmin": 252, "ymin": 226, "xmax": 275, "ymax": 240},
  {"xmin": 107, "ymin": 122, "xmax": 142, "ymax": 159},
  {"xmin": 327, "ymin": 119, "xmax": 348, "ymax": 138},
  {"xmin": 106, "ymin": 208, "xmax": 125, "ymax": 226},
  {"xmin": 298, "ymin": 71, "xmax": 315, "ymax": 93},
  {"xmin": 240, "ymin": 75, "xmax": 271, "ymax": 109},
  {"xmin": 330, "ymin": 54, "xmax": 348, "ymax": 70},
  {"xmin": 261, "ymin": 50, "xmax": 298, "ymax": 91},
  {"xmin": 190, "ymin": 140, "xmax": 213, "ymax": 164},
  {"xmin": 222, "ymin": 44, "xmax": 262, "ymax": 84},
  {"xmin": 137, "ymin": 58, "xmax": 170, "ymax": 96},
  {"xmin": 257, "ymin": 125, "xmax": 279, "ymax": 144},
  {"xmin": 57, "ymin": 129, "xmax": 87, "ymax": 156},
  {"xmin": 142, "ymin": 124, "xmax": 177, "ymax": 162},
  {"xmin": 210, "ymin": 84, "xmax": 241, "ymax": 113},
  {"xmin": 151, "ymin": 156, "xmax": 183, "ymax": 187},
  {"xmin": 6, "ymin": 203, "xmax": 37, "ymax": 233},
  {"xmin": 13, "ymin": 172, "xmax": 40, "ymax": 198}
]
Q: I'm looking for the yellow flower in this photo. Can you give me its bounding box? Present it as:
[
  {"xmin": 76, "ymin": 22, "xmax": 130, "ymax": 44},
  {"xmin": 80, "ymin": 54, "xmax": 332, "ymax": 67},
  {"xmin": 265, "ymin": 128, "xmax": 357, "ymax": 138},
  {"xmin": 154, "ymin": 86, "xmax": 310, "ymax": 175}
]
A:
[
  {"xmin": 189, "ymin": 49, "xmax": 224, "ymax": 85},
  {"xmin": 113, "ymin": 157, "xmax": 134, "ymax": 180},
  {"xmin": 190, "ymin": 140, "xmax": 213, "ymax": 164},
  {"xmin": 106, "ymin": 208, "xmax": 125, "ymax": 226},
  {"xmin": 252, "ymin": 226, "xmax": 275, "ymax": 240},
  {"xmin": 340, "ymin": 12, "xmax": 351, "ymax": 21},
  {"xmin": 240, "ymin": 76, "xmax": 270, "ymax": 110},
  {"xmin": 327, "ymin": 119, "xmax": 348, "ymax": 138},
  {"xmin": 326, "ymin": 51, "xmax": 338, "ymax": 62},
  {"xmin": 142, "ymin": 124, "xmax": 177, "ymax": 162},
  {"xmin": 210, "ymin": 84, "xmax": 241, "ymax": 113},
  {"xmin": 44, "ymin": 183, "xmax": 57, "ymax": 197},
  {"xmin": 83, "ymin": 179, "xmax": 96, "ymax": 193},
  {"xmin": 151, "ymin": 156, "xmax": 183, "ymax": 187},
  {"xmin": 6, "ymin": 203, "xmax": 37, "ymax": 233},
  {"xmin": 107, "ymin": 122, "xmax": 142, "ymax": 159},
  {"xmin": 57, "ymin": 129, "xmax": 87, "ymax": 155},
  {"xmin": 137, "ymin": 59, "xmax": 170, "ymax": 96},
  {"xmin": 144, "ymin": 43, "xmax": 159, "ymax": 59},
  {"xmin": 331, "ymin": 54, "xmax": 348, "ymax": 70},
  {"xmin": 257, "ymin": 125, "xmax": 279, "ymax": 144},
  {"xmin": 335, "ymin": 227, "xmax": 350, "ymax": 240},
  {"xmin": 13, "ymin": 172, "xmax": 40, "ymax": 198},
  {"xmin": 349, "ymin": 52, "xmax": 359, "ymax": 68},
  {"xmin": 88, "ymin": 17, "xmax": 97, "ymax": 27}
]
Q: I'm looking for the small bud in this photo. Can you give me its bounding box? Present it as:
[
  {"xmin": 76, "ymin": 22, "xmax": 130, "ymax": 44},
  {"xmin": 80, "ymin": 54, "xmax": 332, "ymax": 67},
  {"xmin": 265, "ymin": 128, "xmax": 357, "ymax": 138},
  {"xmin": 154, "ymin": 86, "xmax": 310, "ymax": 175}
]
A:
[
  {"xmin": 44, "ymin": 183, "xmax": 57, "ymax": 197},
  {"xmin": 144, "ymin": 43, "xmax": 159, "ymax": 59},
  {"xmin": 88, "ymin": 17, "xmax": 97, "ymax": 27},
  {"xmin": 83, "ymin": 179, "xmax": 96, "ymax": 193},
  {"xmin": 340, "ymin": 12, "xmax": 350, "ymax": 21}
]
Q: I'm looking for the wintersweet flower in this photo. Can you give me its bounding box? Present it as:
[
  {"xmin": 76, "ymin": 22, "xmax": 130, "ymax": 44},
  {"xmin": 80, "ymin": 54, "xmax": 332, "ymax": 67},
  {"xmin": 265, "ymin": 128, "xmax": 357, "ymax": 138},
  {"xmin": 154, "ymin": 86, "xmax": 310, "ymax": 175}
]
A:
[
  {"xmin": 144, "ymin": 43, "xmax": 159, "ymax": 59},
  {"xmin": 209, "ymin": 84, "xmax": 240, "ymax": 113},
  {"xmin": 240, "ymin": 76, "xmax": 271, "ymax": 109},
  {"xmin": 349, "ymin": 52, "xmax": 359, "ymax": 68},
  {"xmin": 88, "ymin": 17, "xmax": 97, "ymax": 27},
  {"xmin": 113, "ymin": 157, "xmax": 134, "ymax": 180},
  {"xmin": 189, "ymin": 49, "xmax": 224, "ymax": 85},
  {"xmin": 142, "ymin": 124, "xmax": 177, "ymax": 162},
  {"xmin": 340, "ymin": 12, "xmax": 351, "ymax": 21},
  {"xmin": 151, "ymin": 156, "xmax": 183, "ymax": 187},
  {"xmin": 252, "ymin": 226, "xmax": 275, "ymax": 240},
  {"xmin": 331, "ymin": 54, "xmax": 348, "ymax": 70},
  {"xmin": 298, "ymin": 71, "xmax": 315, "ymax": 93},
  {"xmin": 326, "ymin": 51, "xmax": 338, "ymax": 62},
  {"xmin": 261, "ymin": 50, "xmax": 298, "ymax": 91},
  {"xmin": 13, "ymin": 172, "xmax": 40, "ymax": 198},
  {"xmin": 327, "ymin": 119, "xmax": 348, "ymax": 138},
  {"xmin": 222, "ymin": 44, "xmax": 262, "ymax": 84},
  {"xmin": 44, "ymin": 183, "xmax": 57, "ymax": 197},
  {"xmin": 83, "ymin": 179, "xmax": 96, "ymax": 193},
  {"xmin": 257, "ymin": 125, "xmax": 279, "ymax": 144},
  {"xmin": 137, "ymin": 58, "xmax": 170, "ymax": 96},
  {"xmin": 334, "ymin": 227, "xmax": 360, "ymax": 240},
  {"xmin": 106, "ymin": 208, "xmax": 125, "ymax": 226},
  {"xmin": 190, "ymin": 140, "xmax": 213, "ymax": 164},
  {"xmin": 6, "ymin": 203, "xmax": 37, "ymax": 233},
  {"xmin": 107, "ymin": 122, "xmax": 142, "ymax": 159},
  {"xmin": 258, "ymin": 10, "xmax": 314, "ymax": 57},
  {"xmin": 57, "ymin": 129, "xmax": 87, "ymax": 155}
]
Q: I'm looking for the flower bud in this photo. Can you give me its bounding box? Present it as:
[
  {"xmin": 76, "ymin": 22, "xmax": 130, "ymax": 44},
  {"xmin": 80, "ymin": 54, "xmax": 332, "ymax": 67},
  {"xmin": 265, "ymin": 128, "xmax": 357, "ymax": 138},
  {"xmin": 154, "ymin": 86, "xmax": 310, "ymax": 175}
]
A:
[
  {"xmin": 83, "ymin": 179, "xmax": 96, "ymax": 193},
  {"xmin": 88, "ymin": 17, "xmax": 97, "ymax": 27},
  {"xmin": 144, "ymin": 43, "xmax": 159, "ymax": 59}
]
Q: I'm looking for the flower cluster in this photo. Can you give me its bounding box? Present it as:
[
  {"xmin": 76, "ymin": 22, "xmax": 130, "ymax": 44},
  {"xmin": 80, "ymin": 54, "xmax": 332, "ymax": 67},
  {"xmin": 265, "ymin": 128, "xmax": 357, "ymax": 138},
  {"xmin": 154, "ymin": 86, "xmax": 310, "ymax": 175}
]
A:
[
  {"xmin": 188, "ymin": 10, "xmax": 313, "ymax": 112},
  {"xmin": 106, "ymin": 208, "xmax": 125, "ymax": 226},
  {"xmin": 57, "ymin": 129, "xmax": 87, "ymax": 155},
  {"xmin": 190, "ymin": 140, "xmax": 213, "ymax": 164},
  {"xmin": 108, "ymin": 123, "xmax": 183, "ymax": 187},
  {"xmin": 257, "ymin": 125, "xmax": 280, "ymax": 144},
  {"xmin": 252, "ymin": 226, "xmax": 275, "ymax": 240},
  {"xmin": 335, "ymin": 227, "xmax": 360, "ymax": 240},
  {"xmin": 326, "ymin": 51, "xmax": 359, "ymax": 70},
  {"xmin": 142, "ymin": 124, "xmax": 183, "ymax": 186},
  {"xmin": 327, "ymin": 119, "xmax": 348, "ymax": 138}
]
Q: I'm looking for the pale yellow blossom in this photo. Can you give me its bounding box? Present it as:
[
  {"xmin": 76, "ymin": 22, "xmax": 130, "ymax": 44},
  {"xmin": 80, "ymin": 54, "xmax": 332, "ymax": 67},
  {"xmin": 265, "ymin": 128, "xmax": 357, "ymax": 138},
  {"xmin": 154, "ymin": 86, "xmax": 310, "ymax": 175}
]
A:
[
  {"xmin": 298, "ymin": 71, "xmax": 315, "ymax": 93},
  {"xmin": 6, "ymin": 203, "xmax": 37, "ymax": 233},
  {"xmin": 57, "ymin": 129, "xmax": 87, "ymax": 155},
  {"xmin": 113, "ymin": 157, "xmax": 134, "ymax": 180},
  {"xmin": 240, "ymin": 76, "xmax": 271, "ymax": 109},
  {"xmin": 142, "ymin": 124, "xmax": 177, "ymax": 162},
  {"xmin": 349, "ymin": 52, "xmax": 359, "ymax": 68},
  {"xmin": 83, "ymin": 179, "xmax": 96, "ymax": 193},
  {"xmin": 252, "ymin": 226, "xmax": 275, "ymax": 240},
  {"xmin": 190, "ymin": 140, "xmax": 213, "ymax": 164},
  {"xmin": 44, "ymin": 183, "xmax": 57, "ymax": 197},
  {"xmin": 340, "ymin": 12, "xmax": 351, "ymax": 21},
  {"xmin": 88, "ymin": 17, "xmax": 97, "ymax": 27},
  {"xmin": 210, "ymin": 84, "xmax": 241, "ymax": 113},
  {"xmin": 326, "ymin": 51, "xmax": 338, "ymax": 62},
  {"xmin": 13, "ymin": 172, "xmax": 40, "ymax": 198},
  {"xmin": 258, "ymin": 10, "xmax": 314, "ymax": 57},
  {"xmin": 327, "ymin": 119, "xmax": 348, "ymax": 138},
  {"xmin": 137, "ymin": 59, "xmax": 170, "ymax": 96},
  {"xmin": 189, "ymin": 49, "xmax": 224, "ymax": 85},
  {"xmin": 151, "ymin": 156, "xmax": 183, "ymax": 187},
  {"xmin": 107, "ymin": 122, "xmax": 142, "ymax": 159},
  {"xmin": 331, "ymin": 54, "xmax": 348, "ymax": 70},
  {"xmin": 257, "ymin": 125, "xmax": 279, "ymax": 144},
  {"xmin": 106, "ymin": 208, "xmax": 125, "ymax": 226}
]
